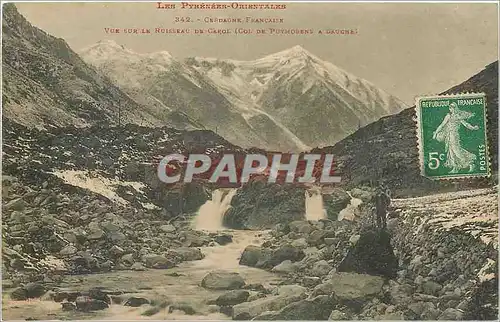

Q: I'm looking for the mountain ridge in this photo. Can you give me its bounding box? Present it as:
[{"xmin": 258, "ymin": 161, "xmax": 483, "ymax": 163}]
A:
[
  {"xmin": 1, "ymin": 4, "xmax": 169, "ymax": 129},
  {"xmin": 79, "ymin": 40, "xmax": 313, "ymax": 151},
  {"xmin": 314, "ymin": 60, "xmax": 498, "ymax": 197},
  {"xmin": 80, "ymin": 39, "xmax": 407, "ymax": 150}
]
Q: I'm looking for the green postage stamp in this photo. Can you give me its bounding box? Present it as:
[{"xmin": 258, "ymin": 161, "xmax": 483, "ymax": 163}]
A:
[{"xmin": 416, "ymin": 93, "xmax": 490, "ymax": 179}]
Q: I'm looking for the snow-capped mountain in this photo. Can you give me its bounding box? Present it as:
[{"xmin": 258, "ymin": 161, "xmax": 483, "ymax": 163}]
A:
[
  {"xmin": 78, "ymin": 40, "xmax": 177, "ymax": 114},
  {"xmin": 188, "ymin": 45, "xmax": 407, "ymax": 147},
  {"xmin": 80, "ymin": 41, "xmax": 406, "ymax": 150},
  {"xmin": 80, "ymin": 40, "xmax": 175, "ymax": 90},
  {"xmin": 80, "ymin": 41, "xmax": 311, "ymax": 151}
]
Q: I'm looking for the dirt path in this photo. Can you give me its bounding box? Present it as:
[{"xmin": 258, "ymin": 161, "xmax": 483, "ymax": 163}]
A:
[{"xmin": 392, "ymin": 187, "xmax": 498, "ymax": 245}]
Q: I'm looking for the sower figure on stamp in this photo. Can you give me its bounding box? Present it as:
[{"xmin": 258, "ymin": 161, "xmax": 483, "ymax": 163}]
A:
[{"xmin": 432, "ymin": 102, "xmax": 480, "ymax": 174}]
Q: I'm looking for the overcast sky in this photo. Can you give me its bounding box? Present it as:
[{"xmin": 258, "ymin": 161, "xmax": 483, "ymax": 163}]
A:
[{"xmin": 16, "ymin": 2, "xmax": 498, "ymax": 105}]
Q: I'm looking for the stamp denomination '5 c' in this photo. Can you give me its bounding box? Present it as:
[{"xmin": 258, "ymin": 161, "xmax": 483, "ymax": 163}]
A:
[{"xmin": 416, "ymin": 93, "xmax": 490, "ymax": 180}]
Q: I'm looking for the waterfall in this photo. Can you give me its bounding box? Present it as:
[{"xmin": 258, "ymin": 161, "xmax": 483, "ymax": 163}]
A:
[
  {"xmin": 338, "ymin": 191, "xmax": 363, "ymax": 221},
  {"xmin": 305, "ymin": 188, "xmax": 327, "ymax": 221},
  {"xmin": 193, "ymin": 188, "xmax": 238, "ymax": 231}
]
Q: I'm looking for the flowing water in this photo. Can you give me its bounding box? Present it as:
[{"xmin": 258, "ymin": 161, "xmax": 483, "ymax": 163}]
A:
[
  {"xmin": 2, "ymin": 189, "xmax": 283, "ymax": 321},
  {"xmin": 305, "ymin": 188, "xmax": 327, "ymax": 221},
  {"xmin": 192, "ymin": 188, "xmax": 237, "ymax": 231},
  {"xmin": 338, "ymin": 192, "xmax": 363, "ymax": 221},
  {"xmin": 4, "ymin": 187, "xmax": 351, "ymax": 320}
]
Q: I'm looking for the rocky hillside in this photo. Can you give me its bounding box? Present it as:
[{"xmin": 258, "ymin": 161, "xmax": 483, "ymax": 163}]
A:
[
  {"xmin": 1, "ymin": 118, "xmax": 244, "ymax": 286},
  {"xmin": 2, "ymin": 174, "xmax": 229, "ymax": 281},
  {"xmin": 1, "ymin": 118, "xmax": 248, "ymax": 216},
  {"xmin": 234, "ymin": 186, "xmax": 498, "ymax": 320},
  {"xmin": 1, "ymin": 4, "xmax": 197, "ymax": 130},
  {"xmin": 314, "ymin": 61, "xmax": 498, "ymax": 197},
  {"xmin": 1, "ymin": 117, "xmax": 335, "ymax": 232}
]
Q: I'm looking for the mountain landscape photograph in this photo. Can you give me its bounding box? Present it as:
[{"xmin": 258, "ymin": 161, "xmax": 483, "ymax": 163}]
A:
[{"xmin": 1, "ymin": 2, "xmax": 499, "ymax": 321}]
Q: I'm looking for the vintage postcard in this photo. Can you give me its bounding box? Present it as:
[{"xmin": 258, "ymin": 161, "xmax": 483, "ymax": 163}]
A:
[{"xmin": 1, "ymin": 1, "xmax": 498, "ymax": 321}]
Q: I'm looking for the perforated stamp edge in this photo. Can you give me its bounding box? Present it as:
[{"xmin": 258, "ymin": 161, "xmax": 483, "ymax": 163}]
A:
[{"xmin": 414, "ymin": 92, "xmax": 491, "ymax": 180}]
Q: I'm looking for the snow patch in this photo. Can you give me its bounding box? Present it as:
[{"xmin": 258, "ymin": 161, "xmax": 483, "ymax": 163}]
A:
[
  {"xmin": 393, "ymin": 187, "xmax": 498, "ymax": 246},
  {"xmin": 478, "ymin": 258, "xmax": 496, "ymax": 282},
  {"xmin": 338, "ymin": 191, "xmax": 363, "ymax": 221},
  {"xmin": 53, "ymin": 170, "xmax": 147, "ymax": 206}
]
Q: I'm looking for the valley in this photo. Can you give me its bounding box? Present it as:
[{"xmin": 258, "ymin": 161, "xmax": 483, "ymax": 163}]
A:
[
  {"xmin": 2, "ymin": 165, "xmax": 497, "ymax": 320},
  {"xmin": 2, "ymin": 3, "xmax": 499, "ymax": 321}
]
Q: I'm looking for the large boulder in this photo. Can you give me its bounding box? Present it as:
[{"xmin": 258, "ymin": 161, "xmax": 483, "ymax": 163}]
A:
[
  {"xmin": 59, "ymin": 245, "xmax": 78, "ymax": 256},
  {"xmin": 166, "ymin": 247, "xmax": 204, "ymax": 261},
  {"xmin": 463, "ymin": 276, "xmax": 498, "ymax": 320},
  {"xmin": 388, "ymin": 280, "xmax": 414, "ymax": 306},
  {"xmin": 337, "ymin": 229, "xmax": 398, "ymax": 278},
  {"xmin": 307, "ymin": 229, "xmax": 336, "ymax": 246},
  {"xmin": 153, "ymin": 182, "xmax": 210, "ymax": 216},
  {"xmin": 328, "ymin": 309, "xmax": 350, "ymax": 320},
  {"xmin": 438, "ymin": 308, "xmax": 464, "ymax": 320},
  {"xmin": 179, "ymin": 231, "xmax": 210, "ymax": 247},
  {"xmin": 24, "ymin": 282, "xmax": 46, "ymax": 298},
  {"xmin": 288, "ymin": 221, "xmax": 314, "ymax": 234},
  {"xmin": 322, "ymin": 189, "xmax": 351, "ymax": 221},
  {"xmin": 89, "ymin": 288, "xmax": 111, "ymax": 304},
  {"xmin": 269, "ymin": 245, "xmax": 305, "ymax": 267},
  {"xmin": 275, "ymin": 285, "xmax": 307, "ymax": 296},
  {"xmin": 201, "ymin": 271, "xmax": 245, "ymax": 290},
  {"xmin": 214, "ymin": 233, "xmax": 233, "ymax": 246},
  {"xmin": 223, "ymin": 182, "xmax": 306, "ymax": 229},
  {"xmin": 76, "ymin": 296, "xmax": 109, "ymax": 311},
  {"xmin": 309, "ymin": 260, "xmax": 332, "ymax": 277},
  {"xmin": 4, "ymin": 198, "xmax": 26, "ymax": 212},
  {"xmin": 124, "ymin": 297, "xmax": 150, "ymax": 307},
  {"xmin": 272, "ymin": 260, "xmax": 299, "ymax": 274},
  {"xmin": 159, "ymin": 224, "xmax": 176, "ymax": 233},
  {"xmin": 10, "ymin": 283, "xmax": 46, "ymax": 300},
  {"xmin": 249, "ymin": 244, "xmax": 305, "ymax": 270},
  {"xmin": 265, "ymin": 295, "xmax": 336, "ymax": 320},
  {"xmin": 232, "ymin": 292, "xmax": 306, "ymax": 320},
  {"xmin": 239, "ymin": 246, "xmax": 267, "ymax": 267},
  {"xmin": 10, "ymin": 287, "xmax": 27, "ymax": 300},
  {"xmin": 215, "ymin": 290, "xmax": 250, "ymax": 306},
  {"xmin": 313, "ymin": 272, "xmax": 384, "ymax": 311},
  {"xmin": 142, "ymin": 254, "xmax": 176, "ymax": 269}
]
